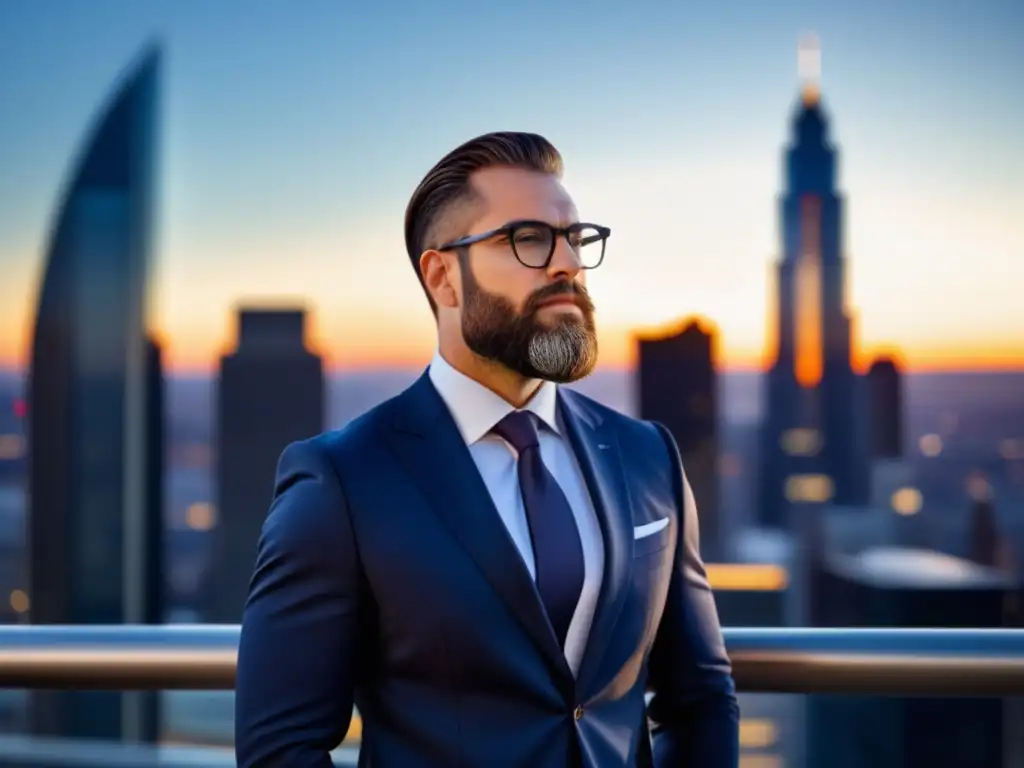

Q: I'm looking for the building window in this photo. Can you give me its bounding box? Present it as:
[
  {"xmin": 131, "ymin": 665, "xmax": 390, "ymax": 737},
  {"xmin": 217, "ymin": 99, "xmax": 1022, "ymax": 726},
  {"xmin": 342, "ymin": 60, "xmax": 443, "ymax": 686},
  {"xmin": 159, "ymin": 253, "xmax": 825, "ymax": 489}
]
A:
[{"xmin": 785, "ymin": 473, "xmax": 833, "ymax": 503}]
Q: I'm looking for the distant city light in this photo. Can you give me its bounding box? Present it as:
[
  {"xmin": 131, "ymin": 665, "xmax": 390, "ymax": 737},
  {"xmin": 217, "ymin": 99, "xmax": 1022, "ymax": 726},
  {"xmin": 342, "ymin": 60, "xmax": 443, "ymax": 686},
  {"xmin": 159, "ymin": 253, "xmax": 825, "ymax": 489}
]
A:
[
  {"xmin": 705, "ymin": 563, "xmax": 788, "ymax": 591},
  {"xmin": 739, "ymin": 718, "xmax": 779, "ymax": 749},
  {"xmin": 0, "ymin": 434, "xmax": 24, "ymax": 461},
  {"xmin": 967, "ymin": 472, "xmax": 993, "ymax": 502},
  {"xmin": 9, "ymin": 589, "xmax": 29, "ymax": 614},
  {"xmin": 891, "ymin": 487, "xmax": 923, "ymax": 516},
  {"xmin": 737, "ymin": 754, "xmax": 783, "ymax": 768},
  {"xmin": 780, "ymin": 428, "xmax": 822, "ymax": 457},
  {"xmin": 185, "ymin": 502, "xmax": 216, "ymax": 532},
  {"xmin": 784, "ymin": 473, "xmax": 833, "ymax": 503},
  {"xmin": 919, "ymin": 433, "xmax": 943, "ymax": 457}
]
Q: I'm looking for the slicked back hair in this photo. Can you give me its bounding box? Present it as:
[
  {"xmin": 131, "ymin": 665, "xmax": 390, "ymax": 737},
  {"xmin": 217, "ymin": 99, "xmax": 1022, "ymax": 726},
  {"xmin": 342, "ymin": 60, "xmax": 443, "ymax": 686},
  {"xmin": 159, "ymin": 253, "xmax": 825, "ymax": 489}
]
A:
[{"xmin": 404, "ymin": 131, "xmax": 564, "ymax": 312}]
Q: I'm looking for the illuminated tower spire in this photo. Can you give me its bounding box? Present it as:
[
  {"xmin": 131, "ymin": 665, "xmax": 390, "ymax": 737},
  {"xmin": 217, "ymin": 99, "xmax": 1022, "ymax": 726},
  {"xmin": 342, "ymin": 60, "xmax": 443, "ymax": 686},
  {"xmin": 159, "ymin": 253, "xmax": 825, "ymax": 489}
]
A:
[
  {"xmin": 757, "ymin": 34, "xmax": 872, "ymax": 528},
  {"xmin": 798, "ymin": 32, "xmax": 821, "ymax": 106}
]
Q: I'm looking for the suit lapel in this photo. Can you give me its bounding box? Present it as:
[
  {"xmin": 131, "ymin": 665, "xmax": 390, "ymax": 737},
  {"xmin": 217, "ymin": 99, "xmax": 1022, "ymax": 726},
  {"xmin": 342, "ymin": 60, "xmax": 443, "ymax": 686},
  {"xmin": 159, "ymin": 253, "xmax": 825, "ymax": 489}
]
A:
[
  {"xmin": 559, "ymin": 390, "xmax": 634, "ymax": 693},
  {"xmin": 385, "ymin": 372, "xmax": 572, "ymax": 683}
]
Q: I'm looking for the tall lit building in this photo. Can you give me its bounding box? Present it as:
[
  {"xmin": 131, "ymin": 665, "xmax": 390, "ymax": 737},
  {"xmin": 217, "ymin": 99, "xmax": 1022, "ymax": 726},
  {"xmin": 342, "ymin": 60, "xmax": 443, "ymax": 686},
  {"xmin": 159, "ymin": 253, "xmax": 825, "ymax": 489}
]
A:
[
  {"xmin": 757, "ymin": 35, "xmax": 870, "ymax": 529},
  {"xmin": 26, "ymin": 44, "xmax": 163, "ymax": 741},
  {"xmin": 636, "ymin": 318, "xmax": 720, "ymax": 556},
  {"xmin": 206, "ymin": 307, "xmax": 324, "ymax": 622}
]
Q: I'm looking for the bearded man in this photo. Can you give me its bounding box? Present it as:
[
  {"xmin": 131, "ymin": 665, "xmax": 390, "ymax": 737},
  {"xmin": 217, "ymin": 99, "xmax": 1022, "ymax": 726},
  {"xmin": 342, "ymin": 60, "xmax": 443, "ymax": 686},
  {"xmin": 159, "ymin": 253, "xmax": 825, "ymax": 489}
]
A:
[{"xmin": 235, "ymin": 131, "xmax": 739, "ymax": 768}]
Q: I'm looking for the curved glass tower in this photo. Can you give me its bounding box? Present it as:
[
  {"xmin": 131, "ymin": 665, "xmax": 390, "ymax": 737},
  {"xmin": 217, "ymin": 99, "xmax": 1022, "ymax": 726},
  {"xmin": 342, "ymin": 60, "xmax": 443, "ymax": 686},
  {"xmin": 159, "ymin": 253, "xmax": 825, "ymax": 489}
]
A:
[{"xmin": 27, "ymin": 44, "xmax": 163, "ymax": 741}]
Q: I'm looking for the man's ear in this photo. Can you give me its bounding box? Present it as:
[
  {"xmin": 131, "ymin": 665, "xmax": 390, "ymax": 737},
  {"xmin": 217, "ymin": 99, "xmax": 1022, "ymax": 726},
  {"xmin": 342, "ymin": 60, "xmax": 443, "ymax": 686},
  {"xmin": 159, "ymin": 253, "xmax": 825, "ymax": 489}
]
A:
[{"xmin": 419, "ymin": 249, "xmax": 459, "ymax": 309}]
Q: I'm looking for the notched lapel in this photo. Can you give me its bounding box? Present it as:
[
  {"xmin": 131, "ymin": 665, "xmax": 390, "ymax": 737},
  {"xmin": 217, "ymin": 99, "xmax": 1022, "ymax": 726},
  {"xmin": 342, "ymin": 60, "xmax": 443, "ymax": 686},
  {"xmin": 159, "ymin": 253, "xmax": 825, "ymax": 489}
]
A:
[
  {"xmin": 560, "ymin": 391, "xmax": 634, "ymax": 693},
  {"xmin": 385, "ymin": 373, "xmax": 572, "ymax": 683}
]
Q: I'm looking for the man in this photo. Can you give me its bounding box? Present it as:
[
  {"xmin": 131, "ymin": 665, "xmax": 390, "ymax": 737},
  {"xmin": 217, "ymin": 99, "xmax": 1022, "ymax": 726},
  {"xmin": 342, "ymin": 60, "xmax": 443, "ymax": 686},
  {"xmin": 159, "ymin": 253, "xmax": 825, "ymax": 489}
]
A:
[{"xmin": 235, "ymin": 131, "xmax": 739, "ymax": 767}]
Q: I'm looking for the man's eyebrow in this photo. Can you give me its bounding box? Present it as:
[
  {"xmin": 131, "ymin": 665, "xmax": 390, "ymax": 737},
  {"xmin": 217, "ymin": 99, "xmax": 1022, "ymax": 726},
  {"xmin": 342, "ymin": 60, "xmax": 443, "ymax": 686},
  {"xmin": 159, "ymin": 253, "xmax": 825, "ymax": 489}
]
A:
[{"xmin": 498, "ymin": 218, "xmax": 581, "ymax": 229}]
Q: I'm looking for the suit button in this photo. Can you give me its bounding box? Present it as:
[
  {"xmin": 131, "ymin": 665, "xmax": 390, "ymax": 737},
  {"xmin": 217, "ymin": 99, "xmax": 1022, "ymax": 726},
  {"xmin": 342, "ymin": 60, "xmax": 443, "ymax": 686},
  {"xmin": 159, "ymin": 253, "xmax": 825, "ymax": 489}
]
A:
[{"xmin": 574, "ymin": 705, "xmax": 584, "ymax": 721}]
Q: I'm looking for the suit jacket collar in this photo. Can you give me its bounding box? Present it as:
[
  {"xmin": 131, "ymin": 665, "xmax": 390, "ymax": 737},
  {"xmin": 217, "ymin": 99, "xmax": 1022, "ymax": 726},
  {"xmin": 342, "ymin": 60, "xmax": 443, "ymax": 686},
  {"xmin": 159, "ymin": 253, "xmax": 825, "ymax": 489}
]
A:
[{"xmin": 427, "ymin": 350, "xmax": 561, "ymax": 444}]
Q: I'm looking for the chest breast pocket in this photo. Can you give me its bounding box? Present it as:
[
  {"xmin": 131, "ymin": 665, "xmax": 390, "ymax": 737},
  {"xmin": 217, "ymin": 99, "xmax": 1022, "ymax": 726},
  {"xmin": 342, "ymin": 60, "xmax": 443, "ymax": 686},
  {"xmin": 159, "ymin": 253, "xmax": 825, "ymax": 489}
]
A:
[
  {"xmin": 625, "ymin": 514, "xmax": 675, "ymax": 650},
  {"xmin": 632, "ymin": 516, "xmax": 673, "ymax": 559}
]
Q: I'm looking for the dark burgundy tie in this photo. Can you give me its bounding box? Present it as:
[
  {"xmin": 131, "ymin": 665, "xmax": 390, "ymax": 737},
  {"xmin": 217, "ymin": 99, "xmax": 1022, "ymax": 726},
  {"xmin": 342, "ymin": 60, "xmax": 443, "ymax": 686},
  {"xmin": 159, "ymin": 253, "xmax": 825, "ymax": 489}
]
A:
[{"xmin": 492, "ymin": 411, "xmax": 585, "ymax": 649}]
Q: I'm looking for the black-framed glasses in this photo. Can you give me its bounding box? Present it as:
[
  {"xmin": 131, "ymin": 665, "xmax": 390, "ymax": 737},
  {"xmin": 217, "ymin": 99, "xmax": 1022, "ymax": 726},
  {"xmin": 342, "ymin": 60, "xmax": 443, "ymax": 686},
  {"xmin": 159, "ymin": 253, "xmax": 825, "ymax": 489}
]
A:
[{"xmin": 437, "ymin": 219, "xmax": 610, "ymax": 270}]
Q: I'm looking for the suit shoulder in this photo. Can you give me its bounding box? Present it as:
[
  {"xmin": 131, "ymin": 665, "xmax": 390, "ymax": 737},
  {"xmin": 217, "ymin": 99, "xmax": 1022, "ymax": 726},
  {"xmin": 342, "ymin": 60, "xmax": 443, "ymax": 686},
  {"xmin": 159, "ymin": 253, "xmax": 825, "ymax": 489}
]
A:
[
  {"xmin": 293, "ymin": 390, "xmax": 404, "ymax": 459},
  {"xmin": 264, "ymin": 394, "xmax": 406, "ymax": 544},
  {"xmin": 565, "ymin": 388, "xmax": 666, "ymax": 449}
]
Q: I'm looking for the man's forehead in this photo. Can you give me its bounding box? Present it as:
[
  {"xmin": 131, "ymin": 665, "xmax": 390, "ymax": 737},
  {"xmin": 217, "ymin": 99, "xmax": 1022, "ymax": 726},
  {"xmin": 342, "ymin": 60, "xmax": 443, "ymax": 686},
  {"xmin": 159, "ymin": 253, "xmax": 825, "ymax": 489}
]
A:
[{"xmin": 470, "ymin": 167, "xmax": 578, "ymax": 226}]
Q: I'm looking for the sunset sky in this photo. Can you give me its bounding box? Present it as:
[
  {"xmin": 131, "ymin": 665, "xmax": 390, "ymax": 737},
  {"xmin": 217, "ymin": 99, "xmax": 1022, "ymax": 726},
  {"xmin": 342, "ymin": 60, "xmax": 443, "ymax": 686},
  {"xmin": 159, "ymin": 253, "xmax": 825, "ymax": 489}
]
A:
[{"xmin": 0, "ymin": 0, "xmax": 1021, "ymax": 373}]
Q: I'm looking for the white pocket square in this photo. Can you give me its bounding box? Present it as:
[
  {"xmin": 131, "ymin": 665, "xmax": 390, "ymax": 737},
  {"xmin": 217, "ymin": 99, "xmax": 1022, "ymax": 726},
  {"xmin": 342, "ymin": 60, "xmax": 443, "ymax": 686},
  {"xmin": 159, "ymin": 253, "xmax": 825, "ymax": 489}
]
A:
[{"xmin": 633, "ymin": 517, "xmax": 669, "ymax": 539}]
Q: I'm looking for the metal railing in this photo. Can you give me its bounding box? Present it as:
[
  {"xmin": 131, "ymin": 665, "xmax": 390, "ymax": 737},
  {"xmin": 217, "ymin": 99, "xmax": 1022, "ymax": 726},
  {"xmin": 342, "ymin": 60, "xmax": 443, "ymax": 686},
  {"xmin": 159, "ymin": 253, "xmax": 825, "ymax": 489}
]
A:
[{"xmin": 2, "ymin": 625, "xmax": 1024, "ymax": 696}]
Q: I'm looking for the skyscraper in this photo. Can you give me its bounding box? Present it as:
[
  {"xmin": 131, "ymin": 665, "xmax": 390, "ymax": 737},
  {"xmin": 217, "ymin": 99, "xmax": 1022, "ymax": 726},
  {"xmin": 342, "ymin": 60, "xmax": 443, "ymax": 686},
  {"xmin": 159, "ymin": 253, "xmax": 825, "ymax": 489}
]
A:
[
  {"xmin": 26, "ymin": 44, "xmax": 163, "ymax": 741},
  {"xmin": 967, "ymin": 472, "xmax": 1001, "ymax": 569},
  {"xmin": 757, "ymin": 36, "xmax": 870, "ymax": 529},
  {"xmin": 636, "ymin": 318, "xmax": 720, "ymax": 556},
  {"xmin": 207, "ymin": 307, "xmax": 324, "ymax": 622},
  {"xmin": 866, "ymin": 356, "xmax": 903, "ymax": 460}
]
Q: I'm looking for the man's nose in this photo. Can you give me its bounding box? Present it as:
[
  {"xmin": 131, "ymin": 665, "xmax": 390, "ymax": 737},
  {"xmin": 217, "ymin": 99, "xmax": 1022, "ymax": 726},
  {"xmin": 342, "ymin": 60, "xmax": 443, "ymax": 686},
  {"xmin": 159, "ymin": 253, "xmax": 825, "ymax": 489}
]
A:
[{"xmin": 545, "ymin": 237, "xmax": 582, "ymax": 281}]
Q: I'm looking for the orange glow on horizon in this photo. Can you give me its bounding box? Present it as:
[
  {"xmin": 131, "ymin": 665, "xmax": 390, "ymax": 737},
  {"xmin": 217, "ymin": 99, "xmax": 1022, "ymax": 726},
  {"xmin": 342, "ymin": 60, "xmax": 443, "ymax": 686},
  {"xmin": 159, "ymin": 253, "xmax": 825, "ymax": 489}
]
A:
[{"xmin": 0, "ymin": 323, "xmax": 1021, "ymax": 373}]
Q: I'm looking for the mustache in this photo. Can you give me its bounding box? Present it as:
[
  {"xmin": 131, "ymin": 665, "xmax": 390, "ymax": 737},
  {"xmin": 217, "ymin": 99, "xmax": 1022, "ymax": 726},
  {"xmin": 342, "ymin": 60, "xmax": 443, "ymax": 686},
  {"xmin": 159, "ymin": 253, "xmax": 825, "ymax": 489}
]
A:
[{"xmin": 525, "ymin": 282, "xmax": 595, "ymax": 314}]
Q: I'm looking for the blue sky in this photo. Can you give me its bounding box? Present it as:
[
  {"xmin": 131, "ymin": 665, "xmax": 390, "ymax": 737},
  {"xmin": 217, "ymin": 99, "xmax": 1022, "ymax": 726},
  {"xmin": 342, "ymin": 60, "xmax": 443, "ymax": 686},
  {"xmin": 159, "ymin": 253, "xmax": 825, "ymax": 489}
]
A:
[{"xmin": 0, "ymin": 0, "xmax": 1021, "ymax": 370}]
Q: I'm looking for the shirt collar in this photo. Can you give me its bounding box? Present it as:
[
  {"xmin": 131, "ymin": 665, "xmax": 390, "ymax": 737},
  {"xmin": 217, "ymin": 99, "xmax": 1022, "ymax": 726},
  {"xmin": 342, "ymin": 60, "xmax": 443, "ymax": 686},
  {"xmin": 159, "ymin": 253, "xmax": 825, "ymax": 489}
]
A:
[{"xmin": 428, "ymin": 350, "xmax": 560, "ymax": 446}]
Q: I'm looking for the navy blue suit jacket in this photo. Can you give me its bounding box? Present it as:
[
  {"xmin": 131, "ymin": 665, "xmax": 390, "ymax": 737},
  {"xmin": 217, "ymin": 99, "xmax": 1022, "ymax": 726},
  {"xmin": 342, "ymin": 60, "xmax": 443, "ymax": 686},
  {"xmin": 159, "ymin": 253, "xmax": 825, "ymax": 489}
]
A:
[{"xmin": 235, "ymin": 371, "xmax": 739, "ymax": 767}]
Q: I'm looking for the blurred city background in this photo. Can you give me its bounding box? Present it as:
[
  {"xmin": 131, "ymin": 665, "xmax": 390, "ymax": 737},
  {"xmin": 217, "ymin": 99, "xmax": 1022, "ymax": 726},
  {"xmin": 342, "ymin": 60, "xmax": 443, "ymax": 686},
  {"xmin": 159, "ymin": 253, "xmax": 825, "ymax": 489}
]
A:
[{"xmin": 0, "ymin": 0, "xmax": 1021, "ymax": 765}]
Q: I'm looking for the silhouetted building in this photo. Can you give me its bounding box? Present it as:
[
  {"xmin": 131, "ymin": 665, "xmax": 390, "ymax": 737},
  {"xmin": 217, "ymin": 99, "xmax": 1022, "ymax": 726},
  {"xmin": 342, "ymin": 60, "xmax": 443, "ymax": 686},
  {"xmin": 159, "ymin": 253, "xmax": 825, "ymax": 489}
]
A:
[
  {"xmin": 807, "ymin": 547, "xmax": 1011, "ymax": 767},
  {"xmin": 757, "ymin": 43, "xmax": 870, "ymax": 529},
  {"xmin": 144, "ymin": 338, "xmax": 166, "ymax": 616},
  {"xmin": 26, "ymin": 44, "xmax": 163, "ymax": 741},
  {"xmin": 636, "ymin": 319, "xmax": 720, "ymax": 555},
  {"xmin": 967, "ymin": 472, "xmax": 1000, "ymax": 569},
  {"xmin": 866, "ymin": 357, "xmax": 903, "ymax": 459},
  {"xmin": 207, "ymin": 307, "xmax": 324, "ymax": 622}
]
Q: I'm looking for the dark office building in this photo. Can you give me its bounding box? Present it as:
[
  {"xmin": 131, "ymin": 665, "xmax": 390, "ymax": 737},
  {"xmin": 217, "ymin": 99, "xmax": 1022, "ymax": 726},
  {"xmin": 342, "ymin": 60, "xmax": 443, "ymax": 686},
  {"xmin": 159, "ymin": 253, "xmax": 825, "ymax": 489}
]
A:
[
  {"xmin": 757, "ymin": 44, "xmax": 871, "ymax": 530},
  {"xmin": 206, "ymin": 307, "xmax": 324, "ymax": 622},
  {"xmin": 866, "ymin": 356, "xmax": 903, "ymax": 459},
  {"xmin": 807, "ymin": 547, "xmax": 1012, "ymax": 767},
  {"xmin": 144, "ymin": 337, "xmax": 167, "ymax": 619},
  {"xmin": 26, "ymin": 45, "xmax": 163, "ymax": 741},
  {"xmin": 636, "ymin": 318, "xmax": 720, "ymax": 556},
  {"xmin": 967, "ymin": 473, "xmax": 1001, "ymax": 569}
]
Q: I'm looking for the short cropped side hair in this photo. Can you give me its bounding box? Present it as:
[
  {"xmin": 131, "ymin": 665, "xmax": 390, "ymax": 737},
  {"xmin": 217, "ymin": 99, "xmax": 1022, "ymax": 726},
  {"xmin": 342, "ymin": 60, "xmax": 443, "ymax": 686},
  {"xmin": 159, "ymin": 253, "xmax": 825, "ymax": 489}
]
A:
[{"xmin": 403, "ymin": 131, "xmax": 563, "ymax": 308}]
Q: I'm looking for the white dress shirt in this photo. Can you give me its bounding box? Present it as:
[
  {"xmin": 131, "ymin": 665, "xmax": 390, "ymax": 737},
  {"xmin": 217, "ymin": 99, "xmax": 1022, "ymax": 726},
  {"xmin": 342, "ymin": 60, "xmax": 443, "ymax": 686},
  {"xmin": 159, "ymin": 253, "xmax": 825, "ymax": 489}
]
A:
[{"xmin": 428, "ymin": 351, "xmax": 605, "ymax": 676}]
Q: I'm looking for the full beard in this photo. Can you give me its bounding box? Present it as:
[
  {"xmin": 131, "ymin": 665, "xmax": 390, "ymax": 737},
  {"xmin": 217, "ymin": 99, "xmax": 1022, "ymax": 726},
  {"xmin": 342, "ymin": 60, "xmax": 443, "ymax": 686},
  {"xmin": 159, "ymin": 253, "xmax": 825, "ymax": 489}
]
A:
[{"xmin": 460, "ymin": 263, "xmax": 598, "ymax": 384}]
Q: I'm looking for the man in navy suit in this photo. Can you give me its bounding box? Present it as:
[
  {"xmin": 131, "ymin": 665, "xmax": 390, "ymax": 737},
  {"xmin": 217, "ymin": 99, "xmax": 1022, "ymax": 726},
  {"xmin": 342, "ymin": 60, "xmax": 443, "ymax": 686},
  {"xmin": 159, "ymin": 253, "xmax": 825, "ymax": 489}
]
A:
[{"xmin": 235, "ymin": 131, "xmax": 739, "ymax": 767}]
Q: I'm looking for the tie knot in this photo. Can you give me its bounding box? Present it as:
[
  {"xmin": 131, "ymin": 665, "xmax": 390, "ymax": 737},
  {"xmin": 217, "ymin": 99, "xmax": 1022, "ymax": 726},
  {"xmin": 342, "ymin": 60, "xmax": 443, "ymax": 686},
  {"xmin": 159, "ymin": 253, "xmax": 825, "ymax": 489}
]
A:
[{"xmin": 492, "ymin": 411, "xmax": 540, "ymax": 453}]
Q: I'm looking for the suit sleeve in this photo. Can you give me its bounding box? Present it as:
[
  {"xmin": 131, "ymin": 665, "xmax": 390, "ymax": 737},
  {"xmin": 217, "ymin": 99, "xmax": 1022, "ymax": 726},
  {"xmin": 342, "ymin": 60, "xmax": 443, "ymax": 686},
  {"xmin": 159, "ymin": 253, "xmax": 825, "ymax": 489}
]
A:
[
  {"xmin": 235, "ymin": 438, "xmax": 361, "ymax": 767},
  {"xmin": 646, "ymin": 422, "xmax": 740, "ymax": 767}
]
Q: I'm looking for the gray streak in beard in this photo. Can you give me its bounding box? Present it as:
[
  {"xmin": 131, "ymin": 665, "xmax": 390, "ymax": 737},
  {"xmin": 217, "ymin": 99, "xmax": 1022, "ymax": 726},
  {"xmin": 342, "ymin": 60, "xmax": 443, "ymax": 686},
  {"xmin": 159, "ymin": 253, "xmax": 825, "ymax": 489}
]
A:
[{"xmin": 528, "ymin": 324, "xmax": 594, "ymax": 380}]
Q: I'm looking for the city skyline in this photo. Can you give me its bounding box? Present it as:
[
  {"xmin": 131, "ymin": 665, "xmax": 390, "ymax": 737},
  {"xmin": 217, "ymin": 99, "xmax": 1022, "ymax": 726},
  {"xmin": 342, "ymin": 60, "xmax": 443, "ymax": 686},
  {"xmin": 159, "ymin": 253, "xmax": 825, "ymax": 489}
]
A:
[{"xmin": 1, "ymin": 0, "xmax": 1022, "ymax": 374}]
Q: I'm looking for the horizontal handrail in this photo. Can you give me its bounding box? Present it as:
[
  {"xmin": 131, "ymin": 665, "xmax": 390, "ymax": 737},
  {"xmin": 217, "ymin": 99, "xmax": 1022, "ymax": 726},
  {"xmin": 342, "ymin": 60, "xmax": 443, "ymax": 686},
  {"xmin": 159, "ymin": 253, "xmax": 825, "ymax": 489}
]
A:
[
  {"xmin": 0, "ymin": 733, "xmax": 360, "ymax": 767},
  {"xmin": 1, "ymin": 625, "xmax": 1023, "ymax": 696}
]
